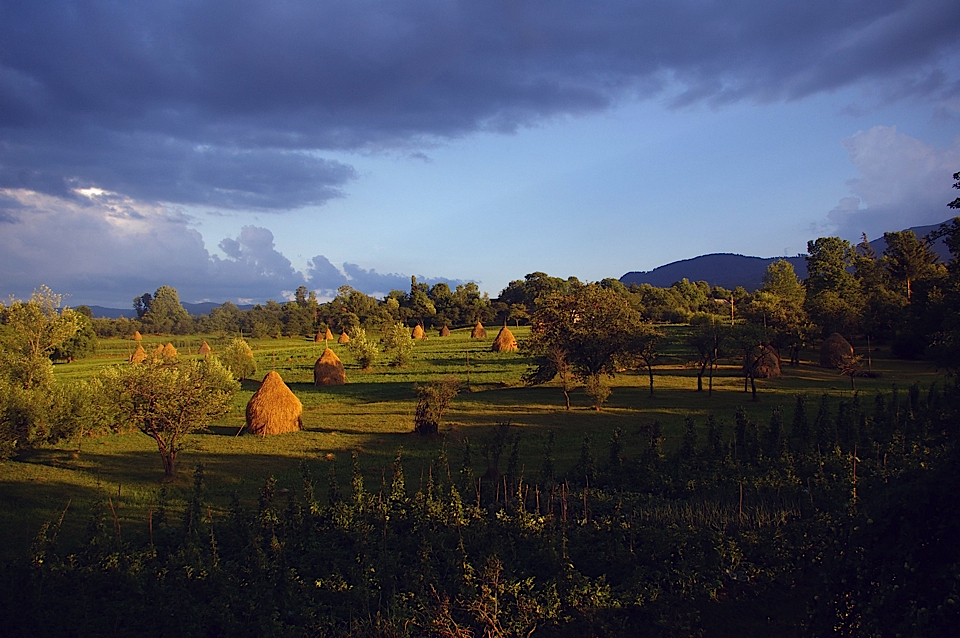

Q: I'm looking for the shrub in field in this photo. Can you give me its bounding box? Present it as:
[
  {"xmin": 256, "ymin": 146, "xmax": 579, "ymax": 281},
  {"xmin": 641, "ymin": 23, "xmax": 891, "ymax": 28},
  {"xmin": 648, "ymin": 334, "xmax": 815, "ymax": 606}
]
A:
[
  {"xmin": 346, "ymin": 326, "xmax": 378, "ymax": 370},
  {"xmin": 413, "ymin": 376, "xmax": 460, "ymax": 435},
  {"xmin": 218, "ymin": 337, "xmax": 256, "ymax": 380},
  {"xmin": 383, "ymin": 322, "xmax": 414, "ymax": 367}
]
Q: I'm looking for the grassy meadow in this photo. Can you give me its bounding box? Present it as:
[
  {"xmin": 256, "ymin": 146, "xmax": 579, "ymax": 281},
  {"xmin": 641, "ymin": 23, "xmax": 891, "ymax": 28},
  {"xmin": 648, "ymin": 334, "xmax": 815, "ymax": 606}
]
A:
[{"xmin": 0, "ymin": 325, "xmax": 943, "ymax": 560}]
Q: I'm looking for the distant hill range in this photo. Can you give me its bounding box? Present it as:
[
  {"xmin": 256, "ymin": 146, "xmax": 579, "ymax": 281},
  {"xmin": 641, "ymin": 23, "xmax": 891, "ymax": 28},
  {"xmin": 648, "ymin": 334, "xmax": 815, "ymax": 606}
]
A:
[
  {"xmin": 85, "ymin": 301, "xmax": 252, "ymax": 319},
  {"xmin": 620, "ymin": 221, "xmax": 953, "ymax": 292}
]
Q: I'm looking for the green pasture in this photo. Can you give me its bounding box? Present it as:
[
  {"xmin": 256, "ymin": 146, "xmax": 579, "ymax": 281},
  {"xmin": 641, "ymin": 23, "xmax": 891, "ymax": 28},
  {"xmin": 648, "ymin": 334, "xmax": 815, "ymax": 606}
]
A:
[{"xmin": 0, "ymin": 325, "xmax": 943, "ymax": 560}]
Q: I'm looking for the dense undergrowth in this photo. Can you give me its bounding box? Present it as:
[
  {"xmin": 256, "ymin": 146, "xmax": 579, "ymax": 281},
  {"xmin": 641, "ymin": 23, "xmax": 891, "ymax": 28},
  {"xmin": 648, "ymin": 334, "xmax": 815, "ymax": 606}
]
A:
[{"xmin": 3, "ymin": 381, "xmax": 959, "ymax": 637}]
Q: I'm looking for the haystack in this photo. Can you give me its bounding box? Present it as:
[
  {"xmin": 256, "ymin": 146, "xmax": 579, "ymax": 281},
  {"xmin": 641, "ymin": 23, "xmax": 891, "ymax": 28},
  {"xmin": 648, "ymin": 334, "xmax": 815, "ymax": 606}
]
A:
[
  {"xmin": 471, "ymin": 321, "xmax": 487, "ymax": 339},
  {"xmin": 746, "ymin": 347, "xmax": 781, "ymax": 379},
  {"xmin": 491, "ymin": 326, "xmax": 518, "ymax": 352},
  {"xmin": 245, "ymin": 371, "xmax": 303, "ymax": 436},
  {"xmin": 820, "ymin": 333, "xmax": 854, "ymax": 369},
  {"xmin": 314, "ymin": 329, "xmax": 324, "ymax": 342},
  {"xmin": 412, "ymin": 324, "xmax": 425, "ymax": 339},
  {"xmin": 129, "ymin": 344, "xmax": 147, "ymax": 364},
  {"xmin": 153, "ymin": 344, "xmax": 164, "ymax": 359},
  {"xmin": 198, "ymin": 340, "xmax": 212, "ymax": 356},
  {"xmin": 439, "ymin": 325, "xmax": 451, "ymax": 337},
  {"xmin": 314, "ymin": 347, "xmax": 346, "ymax": 386},
  {"xmin": 162, "ymin": 342, "xmax": 178, "ymax": 362},
  {"xmin": 325, "ymin": 327, "xmax": 334, "ymax": 341},
  {"xmin": 338, "ymin": 331, "xmax": 350, "ymax": 344},
  {"xmin": 133, "ymin": 331, "xmax": 143, "ymax": 341}
]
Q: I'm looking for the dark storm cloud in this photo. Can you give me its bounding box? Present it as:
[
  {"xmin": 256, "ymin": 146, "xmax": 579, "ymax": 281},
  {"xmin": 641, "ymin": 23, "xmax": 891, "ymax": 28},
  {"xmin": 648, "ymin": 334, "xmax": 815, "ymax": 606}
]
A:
[{"xmin": 2, "ymin": 1, "xmax": 958, "ymax": 209}]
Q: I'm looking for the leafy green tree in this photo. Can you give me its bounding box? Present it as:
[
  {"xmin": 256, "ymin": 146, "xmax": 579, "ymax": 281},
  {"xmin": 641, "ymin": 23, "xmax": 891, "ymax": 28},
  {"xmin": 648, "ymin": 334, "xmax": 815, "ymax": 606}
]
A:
[
  {"xmin": 747, "ymin": 259, "xmax": 812, "ymax": 365},
  {"xmin": 101, "ymin": 358, "xmax": 238, "ymax": 475},
  {"xmin": 219, "ymin": 337, "xmax": 257, "ymax": 380},
  {"xmin": 882, "ymin": 230, "xmax": 941, "ymax": 302},
  {"xmin": 413, "ymin": 376, "xmax": 460, "ymax": 435},
  {"xmin": 136, "ymin": 286, "xmax": 191, "ymax": 334},
  {"xmin": 805, "ymin": 237, "xmax": 863, "ymax": 336},
  {"xmin": 686, "ymin": 313, "xmax": 729, "ymax": 393},
  {"xmin": 524, "ymin": 283, "xmax": 660, "ymax": 405},
  {"xmin": 50, "ymin": 312, "xmax": 98, "ymax": 362},
  {"xmin": 0, "ymin": 286, "xmax": 81, "ymax": 388}
]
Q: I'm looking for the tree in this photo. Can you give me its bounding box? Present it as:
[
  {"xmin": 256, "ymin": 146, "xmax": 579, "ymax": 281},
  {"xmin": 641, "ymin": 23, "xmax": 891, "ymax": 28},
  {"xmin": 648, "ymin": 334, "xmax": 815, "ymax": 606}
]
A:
[
  {"xmin": 805, "ymin": 237, "xmax": 863, "ymax": 336},
  {"xmin": 747, "ymin": 259, "xmax": 812, "ymax": 365},
  {"xmin": 346, "ymin": 326, "xmax": 379, "ymax": 370},
  {"xmin": 219, "ymin": 337, "xmax": 256, "ymax": 380},
  {"xmin": 137, "ymin": 286, "xmax": 191, "ymax": 334},
  {"xmin": 101, "ymin": 358, "xmax": 238, "ymax": 475},
  {"xmin": 687, "ymin": 314, "xmax": 728, "ymax": 394},
  {"xmin": 524, "ymin": 283, "xmax": 660, "ymax": 407},
  {"xmin": 50, "ymin": 312, "xmax": 98, "ymax": 362},
  {"xmin": 882, "ymin": 230, "xmax": 940, "ymax": 302},
  {"xmin": 0, "ymin": 286, "xmax": 81, "ymax": 388},
  {"xmin": 413, "ymin": 376, "xmax": 460, "ymax": 435}
]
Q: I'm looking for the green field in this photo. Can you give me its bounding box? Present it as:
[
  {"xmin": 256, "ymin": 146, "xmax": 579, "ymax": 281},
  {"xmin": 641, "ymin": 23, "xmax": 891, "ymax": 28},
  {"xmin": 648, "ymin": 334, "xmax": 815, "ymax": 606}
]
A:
[{"xmin": 0, "ymin": 326, "xmax": 942, "ymax": 560}]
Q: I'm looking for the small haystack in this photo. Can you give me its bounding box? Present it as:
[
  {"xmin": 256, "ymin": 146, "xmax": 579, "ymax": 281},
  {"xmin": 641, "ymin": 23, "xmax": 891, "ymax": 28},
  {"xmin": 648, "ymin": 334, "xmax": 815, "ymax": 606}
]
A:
[
  {"xmin": 746, "ymin": 347, "xmax": 781, "ymax": 379},
  {"xmin": 162, "ymin": 342, "xmax": 178, "ymax": 362},
  {"xmin": 245, "ymin": 371, "xmax": 303, "ymax": 436},
  {"xmin": 314, "ymin": 329, "xmax": 324, "ymax": 343},
  {"xmin": 491, "ymin": 326, "xmax": 518, "ymax": 352},
  {"xmin": 153, "ymin": 344, "xmax": 164, "ymax": 359},
  {"xmin": 129, "ymin": 344, "xmax": 147, "ymax": 364},
  {"xmin": 471, "ymin": 321, "xmax": 487, "ymax": 339},
  {"xmin": 198, "ymin": 340, "xmax": 212, "ymax": 357},
  {"xmin": 325, "ymin": 327, "xmax": 334, "ymax": 341},
  {"xmin": 133, "ymin": 331, "xmax": 143, "ymax": 341},
  {"xmin": 338, "ymin": 331, "xmax": 350, "ymax": 344},
  {"xmin": 439, "ymin": 325, "xmax": 451, "ymax": 337},
  {"xmin": 314, "ymin": 347, "xmax": 346, "ymax": 386},
  {"xmin": 412, "ymin": 324, "xmax": 426, "ymax": 339},
  {"xmin": 820, "ymin": 333, "xmax": 854, "ymax": 369}
]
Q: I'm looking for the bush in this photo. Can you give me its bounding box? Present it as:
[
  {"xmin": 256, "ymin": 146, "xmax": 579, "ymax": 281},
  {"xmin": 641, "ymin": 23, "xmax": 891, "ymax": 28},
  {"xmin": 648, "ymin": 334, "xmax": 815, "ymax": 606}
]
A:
[
  {"xmin": 383, "ymin": 322, "xmax": 414, "ymax": 367},
  {"xmin": 218, "ymin": 337, "xmax": 256, "ymax": 380},
  {"xmin": 346, "ymin": 326, "xmax": 378, "ymax": 369},
  {"xmin": 413, "ymin": 376, "xmax": 460, "ymax": 435}
]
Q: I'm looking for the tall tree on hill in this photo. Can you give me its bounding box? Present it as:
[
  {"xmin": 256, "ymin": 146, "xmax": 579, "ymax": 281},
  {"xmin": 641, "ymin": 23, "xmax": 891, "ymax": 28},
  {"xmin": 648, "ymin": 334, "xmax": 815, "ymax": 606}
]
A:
[
  {"xmin": 805, "ymin": 237, "xmax": 863, "ymax": 337},
  {"xmin": 881, "ymin": 230, "xmax": 941, "ymax": 303},
  {"xmin": 135, "ymin": 286, "xmax": 191, "ymax": 334}
]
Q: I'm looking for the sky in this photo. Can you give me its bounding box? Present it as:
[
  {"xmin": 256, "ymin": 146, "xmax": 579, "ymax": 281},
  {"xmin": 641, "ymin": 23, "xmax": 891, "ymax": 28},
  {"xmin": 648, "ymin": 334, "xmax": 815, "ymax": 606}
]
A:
[{"xmin": 2, "ymin": 0, "xmax": 960, "ymax": 309}]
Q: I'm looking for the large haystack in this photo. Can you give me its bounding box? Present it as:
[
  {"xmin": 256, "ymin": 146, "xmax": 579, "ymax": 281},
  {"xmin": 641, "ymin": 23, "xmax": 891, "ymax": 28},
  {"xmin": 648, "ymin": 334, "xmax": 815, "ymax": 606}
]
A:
[
  {"xmin": 820, "ymin": 333, "xmax": 854, "ymax": 369},
  {"xmin": 245, "ymin": 371, "xmax": 303, "ymax": 436},
  {"xmin": 412, "ymin": 324, "xmax": 426, "ymax": 339},
  {"xmin": 314, "ymin": 347, "xmax": 346, "ymax": 386},
  {"xmin": 746, "ymin": 346, "xmax": 781, "ymax": 379},
  {"xmin": 129, "ymin": 344, "xmax": 147, "ymax": 364},
  {"xmin": 162, "ymin": 342, "xmax": 178, "ymax": 362},
  {"xmin": 198, "ymin": 340, "xmax": 212, "ymax": 357},
  {"xmin": 491, "ymin": 326, "xmax": 518, "ymax": 352},
  {"xmin": 471, "ymin": 321, "xmax": 487, "ymax": 339},
  {"xmin": 338, "ymin": 331, "xmax": 350, "ymax": 344},
  {"xmin": 439, "ymin": 325, "xmax": 451, "ymax": 337},
  {"xmin": 133, "ymin": 331, "xmax": 143, "ymax": 341}
]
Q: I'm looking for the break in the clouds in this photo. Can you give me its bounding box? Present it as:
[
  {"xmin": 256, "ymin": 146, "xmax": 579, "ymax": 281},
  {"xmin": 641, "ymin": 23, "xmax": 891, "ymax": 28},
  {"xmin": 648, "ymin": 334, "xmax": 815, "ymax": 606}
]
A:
[
  {"xmin": 0, "ymin": 189, "xmax": 457, "ymax": 307},
  {"xmin": 2, "ymin": 1, "xmax": 959, "ymax": 210},
  {"xmin": 829, "ymin": 126, "xmax": 960, "ymax": 239}
]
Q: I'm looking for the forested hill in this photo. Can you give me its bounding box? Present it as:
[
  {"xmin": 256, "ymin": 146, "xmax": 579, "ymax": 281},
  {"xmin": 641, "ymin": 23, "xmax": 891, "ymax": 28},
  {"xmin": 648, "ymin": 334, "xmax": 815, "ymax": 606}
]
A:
[
  {"xmin": 86, "ymin": 301, "xmax": 254, "ymax": 319},
  {"xmin": 621, "ymin": 220, "xmax": 953, "ymax": 291},
  {"xmin": 620, "ymin": 253, "xmax": 809, "ymax": 291}
]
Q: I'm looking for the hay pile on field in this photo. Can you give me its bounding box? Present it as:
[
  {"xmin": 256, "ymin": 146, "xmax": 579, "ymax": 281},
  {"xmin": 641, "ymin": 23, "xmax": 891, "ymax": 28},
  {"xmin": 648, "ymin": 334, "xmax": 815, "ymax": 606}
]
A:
[
  {"xmin": 133, "ymin": 331, "xmax": 142, "ymax": 341},
  {"xmin": 412, "ymin": 324, "xmax": 425, "ymax": 339},
  {"xmin": 820, "ymin": 333, "xmax": 854, "ymax": 369},
  {"xmin": 152, "ymin": 344, "xmax": 164, "ymax": 359},
  {"xmin": 162, "ymin": 342, "xmax": 178, "ymax": 362},
  {"xmin": 245, "ymin": 371, "xmax": 303, "ymax": 436},
  {"xmin": 491, "ymin": 326, "xmax": 518, "ymax": 352},
  {"xmin": 746, "ymin": 347, "xmax": 781, "ymax": 379},
  {"xmin": 198, "ymin": 340, "xmax": 211, "ymax": 357},
  {"xmin": 439, "ymin": 325, "xmax": 451, "ymax": 337},
  {"xmin": 314, "ymin": 347, "xmax": 346, "ymax": 386},
  {"xmin": 129, "ymin": 344, "xmax": 147, "ymax": 364},
  {"xmin": 338, "ymin": 331, "xmax": 350, "ymax": 344},
  {"xmin": 471, "ymin": 321, "xmax": 487, "ymax": 339}
]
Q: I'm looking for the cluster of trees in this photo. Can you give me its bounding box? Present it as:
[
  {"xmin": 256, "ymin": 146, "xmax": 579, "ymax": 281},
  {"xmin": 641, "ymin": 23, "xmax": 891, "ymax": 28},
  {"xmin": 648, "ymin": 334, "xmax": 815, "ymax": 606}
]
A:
[{"xmin": 6, "ymin": 380, "xmax": 959, "ymax": 636}]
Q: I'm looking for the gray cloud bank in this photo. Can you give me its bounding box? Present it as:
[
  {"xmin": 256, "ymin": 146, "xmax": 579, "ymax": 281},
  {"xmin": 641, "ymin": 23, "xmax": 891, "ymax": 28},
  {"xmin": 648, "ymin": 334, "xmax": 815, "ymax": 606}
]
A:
[
  {"xmin": 0, "ymin": 189, "xmax": 457, "ymax": 307},
  {"xmin": 2, "ymin": 1, "xmax": 958, "ymax": 210}
]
